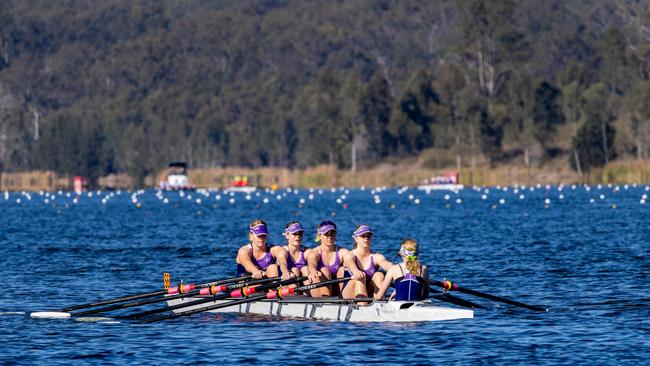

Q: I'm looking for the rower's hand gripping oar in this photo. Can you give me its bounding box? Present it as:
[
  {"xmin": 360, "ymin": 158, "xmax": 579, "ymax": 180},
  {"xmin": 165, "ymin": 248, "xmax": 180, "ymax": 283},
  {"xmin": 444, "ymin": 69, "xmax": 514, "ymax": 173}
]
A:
[
  {"xmin": 56, "ymin": 275, "xmax": 251, "ymax": 312},
  {"xmin": 434, "ymin": 280, "xmax": 547, "ymax": 312},
  {"xmin": 72, "ymin": 276, "xmax": 279, "ymax": 317},
  {"xmin": 142, "ymin": 276, "xmax": 351, "ymax": 323}
]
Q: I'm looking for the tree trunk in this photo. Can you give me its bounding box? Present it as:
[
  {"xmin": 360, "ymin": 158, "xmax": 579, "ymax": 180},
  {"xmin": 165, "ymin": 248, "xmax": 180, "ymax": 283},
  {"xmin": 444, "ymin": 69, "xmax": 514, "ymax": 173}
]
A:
[
  {"xmin": 32, "ymin": 108, "xmax": 40, "ymax": 141},
  {"xmin": 574, "ymin": 148, "xmax": 583, "ymax": 178},
  {"xmin": 601, "ymin": 120, "xmax": 609, "ymax": 164},
  {"xmin": 524, "ymin": 147, "xmax": 530, "ymax": 167}
]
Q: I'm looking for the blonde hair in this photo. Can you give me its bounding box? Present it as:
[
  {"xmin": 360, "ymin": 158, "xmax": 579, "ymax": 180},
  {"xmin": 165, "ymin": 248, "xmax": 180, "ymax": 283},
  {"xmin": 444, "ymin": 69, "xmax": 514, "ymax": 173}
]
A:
[{"xmin": 401, "ymin": 239, "xmax": 421, "ymax": 276}]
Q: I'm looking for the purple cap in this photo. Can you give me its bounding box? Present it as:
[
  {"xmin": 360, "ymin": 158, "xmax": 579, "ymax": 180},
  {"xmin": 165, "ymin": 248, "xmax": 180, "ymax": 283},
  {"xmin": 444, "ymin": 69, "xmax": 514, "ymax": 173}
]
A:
[
  {"xmin": 353, "ymin": 225, "xmax": 373, "ymax": 237},
  {"xmin": 318, "ymin": 221, "xmax": 337, "ymax": 234},
  {"xmin": 285, "ymin": 222, "xmax": 304, "ymax": 234},
  {"xmin": 249, "ymin": 224, "xmax": 268, "ymax": 236}
]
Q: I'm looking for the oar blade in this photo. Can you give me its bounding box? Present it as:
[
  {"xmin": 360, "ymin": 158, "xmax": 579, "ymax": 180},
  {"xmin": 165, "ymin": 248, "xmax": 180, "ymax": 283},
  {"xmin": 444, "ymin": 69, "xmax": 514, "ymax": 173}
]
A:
[{"xmin": 30, "ymin": 311, "xmax": 71, "ymax": 319}]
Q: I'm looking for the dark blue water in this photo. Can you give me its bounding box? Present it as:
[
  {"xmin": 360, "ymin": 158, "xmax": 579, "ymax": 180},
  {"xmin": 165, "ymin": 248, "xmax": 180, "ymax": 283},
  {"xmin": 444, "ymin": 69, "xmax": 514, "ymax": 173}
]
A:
[{"xmin": 1, "ymin": 185, "xmax": 649, "ymax": 365}]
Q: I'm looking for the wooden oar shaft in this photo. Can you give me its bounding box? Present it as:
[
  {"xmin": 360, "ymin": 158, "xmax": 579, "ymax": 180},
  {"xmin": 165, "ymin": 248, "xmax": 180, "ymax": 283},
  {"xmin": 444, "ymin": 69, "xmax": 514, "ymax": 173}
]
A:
[
  {"xmin": 142, "ymin": 276, "xmax": 306, "ymax": 322},
  {"xmin": 73, "ymin": 276, "xmax": 270, "ymax": 317},
  {"xmin": 433, "ymin": 280, "xmax": 546, "ymax": 312},
  {"xmin": 58, "ymin": 275, "xmax": 251, "ymax": 312}
]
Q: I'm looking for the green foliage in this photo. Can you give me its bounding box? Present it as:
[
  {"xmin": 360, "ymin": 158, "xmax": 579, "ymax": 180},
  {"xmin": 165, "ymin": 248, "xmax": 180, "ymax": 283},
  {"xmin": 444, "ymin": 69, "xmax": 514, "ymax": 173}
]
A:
[{"xmin": 0, "ymin": 0, "xmax": 647, "ymax": 179}]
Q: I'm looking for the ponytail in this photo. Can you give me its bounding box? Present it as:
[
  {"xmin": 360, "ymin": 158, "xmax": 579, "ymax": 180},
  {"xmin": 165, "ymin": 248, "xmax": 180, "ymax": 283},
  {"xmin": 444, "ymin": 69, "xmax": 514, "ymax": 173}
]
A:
[{"xmin": 401, "ymin": 239, "xmax": 422, "ymax": 276}]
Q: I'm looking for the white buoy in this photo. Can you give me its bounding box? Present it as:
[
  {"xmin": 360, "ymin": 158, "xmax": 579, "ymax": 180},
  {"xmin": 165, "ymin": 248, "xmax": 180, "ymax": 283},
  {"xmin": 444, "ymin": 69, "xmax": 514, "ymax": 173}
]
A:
[
  {"xmin": 263, "ymin": 198, "xmax": 269, "ymax": 204},
  {"xmin": 414, "ymin": 198, "xmax": 420, "ymax": 204}
]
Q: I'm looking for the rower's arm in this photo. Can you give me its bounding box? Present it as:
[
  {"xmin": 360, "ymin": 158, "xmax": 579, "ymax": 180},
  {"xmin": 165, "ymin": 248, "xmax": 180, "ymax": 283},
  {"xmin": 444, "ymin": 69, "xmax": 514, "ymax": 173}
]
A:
[
  {"xmin": 421, "ymin": 265, "xmax": 430, "ymax": 298},
  {"xmin": 270, "ymin": 246, "xmax": 290, "ymax": 276},
  {"xmin": 236, "ymin": 246, "xmax": 261, "ymax": 275},
  {"xmin": 374, "ymin": 253, "xmax": 394, "ymax": 271},
  {"xmin": 374, "ymin": 266, "xmax": 395, "ymax": 300},
  {"xmin": 343, "ymin": 252, "xmax": 365, "ymax": 281},
  {"xmin": 306, "ymin": 251, "xmax": 321, "ymax": 282}
]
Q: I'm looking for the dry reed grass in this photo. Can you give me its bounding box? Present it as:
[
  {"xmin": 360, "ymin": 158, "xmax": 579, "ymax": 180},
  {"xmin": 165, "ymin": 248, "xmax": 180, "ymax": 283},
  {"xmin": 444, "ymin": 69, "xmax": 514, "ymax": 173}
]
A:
[{"xmin": 2, "ymin": 159, "xmax": 650, "ymax": 191}]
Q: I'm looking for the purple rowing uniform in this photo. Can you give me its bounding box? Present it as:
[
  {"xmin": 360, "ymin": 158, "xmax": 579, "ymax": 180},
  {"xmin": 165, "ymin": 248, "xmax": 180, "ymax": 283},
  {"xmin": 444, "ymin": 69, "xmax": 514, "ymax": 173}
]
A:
[
  {"xmin": 317, "ymin": 248, "xmax": 341, "ymax": 273},
  {"xmin": 357, "ymin": 255, "xmax": 377, "ymax": 278},
  {"xmin": 236, "ymin": 244, "xmax": 274, "ymax": 276},
  {"xmin": 286, "ymin": 247, "xmax": 307, "ymax": 270}
]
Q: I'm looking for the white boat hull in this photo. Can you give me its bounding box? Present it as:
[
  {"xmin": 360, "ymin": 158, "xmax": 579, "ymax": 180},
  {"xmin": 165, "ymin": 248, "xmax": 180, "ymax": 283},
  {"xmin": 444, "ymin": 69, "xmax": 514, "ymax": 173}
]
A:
[
  {"xmin": 417, "ymin": 184, "xmax": 464, "ymax": 192},
  {"xmin": 167, "ymin": 297, "xmax": 473, "ymax": 322},
  {"xmin": 224, "ymin": 187, "xmax": 257, "ymax": 194}
]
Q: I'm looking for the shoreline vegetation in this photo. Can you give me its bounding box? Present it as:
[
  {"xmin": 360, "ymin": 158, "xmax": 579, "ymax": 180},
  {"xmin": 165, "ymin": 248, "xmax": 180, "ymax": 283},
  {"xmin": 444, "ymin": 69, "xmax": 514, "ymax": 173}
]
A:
[{"xmin": 2, "ymin": 159, "xmax": 649, "ymax": 192}]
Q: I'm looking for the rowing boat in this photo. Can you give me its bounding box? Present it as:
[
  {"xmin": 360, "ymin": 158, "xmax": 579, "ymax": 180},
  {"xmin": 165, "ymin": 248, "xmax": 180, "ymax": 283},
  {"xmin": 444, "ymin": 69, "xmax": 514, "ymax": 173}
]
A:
[{"xmin": 167, "ymin": 296, "xmax": 473, "ymax": 322}]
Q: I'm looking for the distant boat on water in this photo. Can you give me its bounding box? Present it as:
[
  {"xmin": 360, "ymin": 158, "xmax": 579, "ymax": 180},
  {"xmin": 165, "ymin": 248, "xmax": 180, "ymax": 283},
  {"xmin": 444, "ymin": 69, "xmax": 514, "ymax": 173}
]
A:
[
  {"xmin": 159, "ymin": 162, "xmax": 195, "ymax": 191},
  {"xmin": 224, "ymin": 175, "xmax": 257, "ymax": 193},
  {"xmin": 417, "ymin": 171, "xmax": 463, "ymax": 192}
]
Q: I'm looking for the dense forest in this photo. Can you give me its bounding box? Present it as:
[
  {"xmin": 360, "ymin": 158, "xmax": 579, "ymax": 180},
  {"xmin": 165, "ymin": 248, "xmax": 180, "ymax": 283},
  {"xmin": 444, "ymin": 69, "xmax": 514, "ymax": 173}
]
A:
[{"xmin": 0, "ymin": 0, "xmax": 649, "ymax": 183}]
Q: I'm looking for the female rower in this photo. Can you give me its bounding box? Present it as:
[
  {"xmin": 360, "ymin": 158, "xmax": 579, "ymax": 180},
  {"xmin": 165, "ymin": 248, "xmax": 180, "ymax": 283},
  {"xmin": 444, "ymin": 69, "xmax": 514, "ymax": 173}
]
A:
[
  {"xmin": 373, "ymin": 239, "xmax": 429, "ymax": 301},
  {"xmin": 306, "ymin": 220, "xmax": 349, "ymax": 297},
  {"xmin": 282, "ymin": 221, "xmax": 310, "ymax": 279},
  {"xmin": 342, "ymin": 224, "xmax": 393, "ymax": 300},
  {"xmin": 235, "ymin": 219, "xmax": 292, "ymax": 280}
]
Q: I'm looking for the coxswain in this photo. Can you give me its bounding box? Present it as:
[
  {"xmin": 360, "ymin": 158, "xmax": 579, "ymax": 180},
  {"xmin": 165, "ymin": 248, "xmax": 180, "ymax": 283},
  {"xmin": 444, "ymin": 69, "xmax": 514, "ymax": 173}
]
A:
[{"xmin": 373, "ymin": 239, "xmax": 430, "ymax": 301}]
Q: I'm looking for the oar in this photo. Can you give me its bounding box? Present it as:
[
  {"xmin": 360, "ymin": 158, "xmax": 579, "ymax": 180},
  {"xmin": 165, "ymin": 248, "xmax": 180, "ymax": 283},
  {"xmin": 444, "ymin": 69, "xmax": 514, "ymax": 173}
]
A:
[
  {"xmin": 433, "ymin": 280, "xmax": 547, "ymax": 312},
  {"xmin": 30, "ymin": 276, "xmax": 271, "ymax": 319},
  {"xmin": 141, "ymin": 275, "xmax": 310, "ymax": 322},
  {"xmin": 56, "ymin": 275, "xmax": 251, "ymax": 312},
  {"xmin": 125, "ymin": 275, "xmax": 287, "ymax": 320},
  {"xmin": 142, "ymin": 276, "xmax": 349, "ymax": 323},
  {"xmin": 71, "ymin": 276, "xmax": 279, "ymax": 317},
  {"xmin": 429, "ymin": 287, "xmax": 485, "ymax": 309}
]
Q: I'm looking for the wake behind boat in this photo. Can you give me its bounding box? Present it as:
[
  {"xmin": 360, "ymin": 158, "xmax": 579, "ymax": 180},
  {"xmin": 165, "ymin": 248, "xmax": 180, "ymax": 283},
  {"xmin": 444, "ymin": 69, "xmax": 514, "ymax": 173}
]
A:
[{"xmin": 166, "ymin": 296, "xmax": 473, "ymax": 322}]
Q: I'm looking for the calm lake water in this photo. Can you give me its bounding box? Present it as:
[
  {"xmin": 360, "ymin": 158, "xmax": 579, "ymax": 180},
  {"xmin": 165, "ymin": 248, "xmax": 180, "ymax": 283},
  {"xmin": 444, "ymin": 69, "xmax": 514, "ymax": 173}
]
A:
[{"xmin": 1, "ymin": 185, "xmax": 648, "ymax": 365}]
